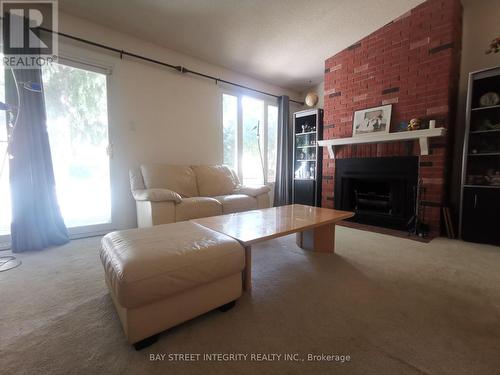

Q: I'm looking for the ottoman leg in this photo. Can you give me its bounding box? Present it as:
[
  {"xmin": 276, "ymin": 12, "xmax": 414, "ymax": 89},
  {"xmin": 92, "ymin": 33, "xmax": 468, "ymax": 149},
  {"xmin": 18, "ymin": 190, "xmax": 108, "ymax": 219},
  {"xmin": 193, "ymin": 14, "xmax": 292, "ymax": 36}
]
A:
[
  {"xmin": 219, "ymin": 300, "xmax": 236, "ymax": 312},
  {"xmin": 133, "ymin": 334, "xmax": 159, "ymax": 351}
]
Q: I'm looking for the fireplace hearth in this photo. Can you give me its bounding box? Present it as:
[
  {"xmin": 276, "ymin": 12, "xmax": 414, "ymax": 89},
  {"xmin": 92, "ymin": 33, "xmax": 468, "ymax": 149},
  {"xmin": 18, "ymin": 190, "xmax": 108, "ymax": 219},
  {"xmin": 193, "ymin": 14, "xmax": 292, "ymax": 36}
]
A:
[{"xmin": 335, "ymin": 157, "xmax": 418, "ymax": 230}]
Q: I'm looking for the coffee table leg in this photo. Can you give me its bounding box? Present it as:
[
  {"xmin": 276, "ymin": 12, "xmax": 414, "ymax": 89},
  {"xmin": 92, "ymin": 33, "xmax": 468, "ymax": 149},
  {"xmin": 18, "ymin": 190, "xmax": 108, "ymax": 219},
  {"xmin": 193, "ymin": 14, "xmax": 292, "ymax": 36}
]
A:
[
  {"xmin": 296, "ymin": 223, "xmax": 336, "ymax": 253},
  {"xmin": 243, "ymin": 245, "xmax": 252, "ymax": 291}
]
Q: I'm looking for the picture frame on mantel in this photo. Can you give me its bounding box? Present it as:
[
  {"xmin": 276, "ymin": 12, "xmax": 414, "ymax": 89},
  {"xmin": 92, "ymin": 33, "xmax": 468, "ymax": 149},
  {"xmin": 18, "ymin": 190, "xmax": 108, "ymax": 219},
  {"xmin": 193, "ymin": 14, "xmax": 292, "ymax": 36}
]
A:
[{"xmin": 352, "ymin": 104, "xmax": 392, "ymax": 137}]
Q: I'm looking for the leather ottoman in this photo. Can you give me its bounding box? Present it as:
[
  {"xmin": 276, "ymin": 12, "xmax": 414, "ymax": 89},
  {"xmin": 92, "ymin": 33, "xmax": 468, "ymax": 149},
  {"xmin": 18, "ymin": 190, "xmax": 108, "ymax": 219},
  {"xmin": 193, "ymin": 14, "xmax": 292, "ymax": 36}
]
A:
[{"xmin": 100, "ymin": 221, "xmax": 244, "ymax": 349}]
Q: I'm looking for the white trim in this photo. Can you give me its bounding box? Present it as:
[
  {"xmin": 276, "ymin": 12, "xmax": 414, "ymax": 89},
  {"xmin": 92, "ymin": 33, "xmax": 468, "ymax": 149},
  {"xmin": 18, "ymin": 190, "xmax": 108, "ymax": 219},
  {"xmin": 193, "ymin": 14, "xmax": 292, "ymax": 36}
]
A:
[
  {"xmin": 55, "ymin": 38, "xmax": 114, "ymax": 75},
  {"xmin": 0, "ymin": 224, "xmax": 114, "ymax": 250},
  {"xmin": 318, "ymin": 128, "xmax": 447, "ymax": 158},
  {"xmin": 218, "ymin": 84, "xmax": 279, "ymax": 105},
  {"xmin": 67, "ymin": 223, "xmax": 115, "ymax": 239},
  {"xmin": 0, "ymin": 234, "xmax": 10, "ymax": 250},
  {"xmin": 56, "ymin": 54, "xmax": 112, "ymax": 75}
]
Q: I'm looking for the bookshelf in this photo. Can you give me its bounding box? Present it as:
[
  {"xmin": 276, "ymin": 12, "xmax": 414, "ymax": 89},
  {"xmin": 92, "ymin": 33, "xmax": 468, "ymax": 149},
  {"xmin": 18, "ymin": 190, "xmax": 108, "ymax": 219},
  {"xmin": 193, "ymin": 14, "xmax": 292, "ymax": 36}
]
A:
[
  {"xmin": 459, "ymin": 66, "xmax": 500, "ymax": 245},
  {"xmin": 292, "ymin": 109, "xmax": 323, "ymax": 207}
]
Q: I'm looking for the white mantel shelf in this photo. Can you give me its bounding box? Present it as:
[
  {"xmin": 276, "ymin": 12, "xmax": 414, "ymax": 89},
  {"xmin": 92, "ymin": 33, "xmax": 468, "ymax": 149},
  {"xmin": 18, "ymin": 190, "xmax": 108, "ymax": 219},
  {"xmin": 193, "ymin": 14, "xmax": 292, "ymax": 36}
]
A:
[{"xmin": 318, "ymin": 128, "xmax": 447, "ymax": 158}]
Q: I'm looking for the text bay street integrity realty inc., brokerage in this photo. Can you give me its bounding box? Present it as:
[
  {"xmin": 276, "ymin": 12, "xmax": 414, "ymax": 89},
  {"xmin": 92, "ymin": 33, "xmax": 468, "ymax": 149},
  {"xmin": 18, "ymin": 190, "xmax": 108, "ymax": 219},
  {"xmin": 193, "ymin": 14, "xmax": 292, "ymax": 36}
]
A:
[{"xmin": 149, "ymin": 352, "xmax": 352, "ymax": 363}]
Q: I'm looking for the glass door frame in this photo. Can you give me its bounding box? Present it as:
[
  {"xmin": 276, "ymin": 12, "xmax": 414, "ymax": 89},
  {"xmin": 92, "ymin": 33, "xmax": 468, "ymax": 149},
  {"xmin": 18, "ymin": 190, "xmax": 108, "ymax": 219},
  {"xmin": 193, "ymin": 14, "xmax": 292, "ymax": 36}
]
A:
[
  {"xmin": 0, "ymin": 53, "xmax": 11, "ymax": 248},
  {"xmin": 51, "ymin": 56, "xmax": 115, "ymax": 239}
]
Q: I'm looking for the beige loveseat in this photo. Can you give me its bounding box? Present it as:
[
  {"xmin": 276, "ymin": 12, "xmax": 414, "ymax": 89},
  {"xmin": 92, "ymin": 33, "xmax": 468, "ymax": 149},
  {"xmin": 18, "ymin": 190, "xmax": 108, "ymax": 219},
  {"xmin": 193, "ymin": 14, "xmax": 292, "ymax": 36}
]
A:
[{"xmin": 130, "ymin": 164, "xmax": 271, "ymax": 227}]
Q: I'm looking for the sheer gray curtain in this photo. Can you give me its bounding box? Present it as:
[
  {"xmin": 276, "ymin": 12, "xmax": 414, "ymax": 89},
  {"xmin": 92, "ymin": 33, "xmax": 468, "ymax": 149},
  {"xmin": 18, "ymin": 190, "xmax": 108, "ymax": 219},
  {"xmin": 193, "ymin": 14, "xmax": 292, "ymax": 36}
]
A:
[
  {"xmin": 273, "ymin": 95, "xmax": 292, "ymax": 206},
  {"xmin": 7, "ymin": 68, "xmax": 69, "ymax": 252}
]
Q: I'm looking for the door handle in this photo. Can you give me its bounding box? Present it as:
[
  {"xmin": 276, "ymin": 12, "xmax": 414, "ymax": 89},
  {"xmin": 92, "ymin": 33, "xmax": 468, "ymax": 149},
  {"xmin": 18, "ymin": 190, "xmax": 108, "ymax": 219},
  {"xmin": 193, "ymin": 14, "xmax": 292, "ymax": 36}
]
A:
[{"xmin": 473, "ymin": 193, "xmax": 478, "ymax": 209}]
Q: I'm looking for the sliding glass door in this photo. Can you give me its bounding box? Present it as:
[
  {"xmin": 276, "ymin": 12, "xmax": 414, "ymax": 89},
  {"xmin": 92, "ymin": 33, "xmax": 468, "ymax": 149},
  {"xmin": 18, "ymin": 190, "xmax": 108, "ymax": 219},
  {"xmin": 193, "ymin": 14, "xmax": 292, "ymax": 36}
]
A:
[
  {"xmin": 0, "ymin": 67, "xmax": 10, "ymax": 242},
  {"xmin": 0, "ymin": 58, "xmax": 111, "ymax": 246},
  {"xmin": 42, "ymin": 61, "xmax": 112, "ymax": 233}
]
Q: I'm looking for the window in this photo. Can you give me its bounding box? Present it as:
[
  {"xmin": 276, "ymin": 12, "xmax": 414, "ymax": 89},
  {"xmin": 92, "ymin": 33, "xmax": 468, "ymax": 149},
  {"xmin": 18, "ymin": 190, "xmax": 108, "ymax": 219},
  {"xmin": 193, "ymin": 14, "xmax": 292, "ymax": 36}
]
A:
[
  {"xmin": 222, "ymin": 94, "xmax": 237, "ymax": 170},
  {"xmin": 242, "ymin": 96, "xmax": 264, "ymax": 185},
  {"xmin": 223, "ymin": 93, "xmax": 278, "ymax": 186},
  {"xmin": 267, "ymin": 105, "xmax": 278, "ymax": 182}
]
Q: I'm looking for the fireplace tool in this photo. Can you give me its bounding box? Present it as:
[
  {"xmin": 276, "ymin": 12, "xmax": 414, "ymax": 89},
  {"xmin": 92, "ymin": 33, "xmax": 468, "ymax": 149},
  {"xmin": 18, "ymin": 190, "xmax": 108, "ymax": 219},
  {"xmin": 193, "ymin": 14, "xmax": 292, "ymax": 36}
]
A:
[{"xmin": 407, "ymin": 178, "xmax": 429, "ymax": 237}]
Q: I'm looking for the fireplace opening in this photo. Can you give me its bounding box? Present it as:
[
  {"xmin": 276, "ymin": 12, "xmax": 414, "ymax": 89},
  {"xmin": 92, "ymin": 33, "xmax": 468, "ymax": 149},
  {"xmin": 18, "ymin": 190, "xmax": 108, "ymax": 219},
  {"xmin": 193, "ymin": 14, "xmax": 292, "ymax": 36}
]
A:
[
  {"xmin": 353, "ymin": 180, "xmax": 392, "ymax": 214},
  {"xmin": 335, "ymin": 157, "xmax": 418, "ymax": 230}
]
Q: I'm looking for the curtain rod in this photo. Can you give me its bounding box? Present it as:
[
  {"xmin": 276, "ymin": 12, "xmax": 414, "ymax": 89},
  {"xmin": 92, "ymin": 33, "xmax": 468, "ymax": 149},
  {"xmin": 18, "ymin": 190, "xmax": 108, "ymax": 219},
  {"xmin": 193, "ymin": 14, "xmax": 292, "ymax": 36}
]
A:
[{"xmin": 39, "ymin": 27, "xmax": 304, "ymax": 105}]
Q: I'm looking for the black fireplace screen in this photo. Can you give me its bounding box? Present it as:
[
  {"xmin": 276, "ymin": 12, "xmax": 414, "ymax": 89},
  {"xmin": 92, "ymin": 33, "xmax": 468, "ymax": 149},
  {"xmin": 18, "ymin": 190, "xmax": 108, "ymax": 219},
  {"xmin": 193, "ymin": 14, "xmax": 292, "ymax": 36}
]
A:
[{"xmin": 335, "ymin": 157, "xmax": 418, "ymax": 230}]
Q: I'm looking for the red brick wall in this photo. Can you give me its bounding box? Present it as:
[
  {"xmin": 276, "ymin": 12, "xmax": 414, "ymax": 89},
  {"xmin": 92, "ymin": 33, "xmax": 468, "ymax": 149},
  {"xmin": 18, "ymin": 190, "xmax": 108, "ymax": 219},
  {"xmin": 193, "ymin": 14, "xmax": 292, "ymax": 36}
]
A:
[{"xmin": 322, "ymin": 0, "xmax": 462, "ymax": 236}]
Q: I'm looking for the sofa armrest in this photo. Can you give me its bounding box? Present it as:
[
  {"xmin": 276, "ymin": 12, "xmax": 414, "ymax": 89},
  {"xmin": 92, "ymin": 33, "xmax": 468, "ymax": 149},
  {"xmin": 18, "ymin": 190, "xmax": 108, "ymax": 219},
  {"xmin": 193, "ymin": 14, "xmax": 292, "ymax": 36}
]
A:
[
  {"xmin": 132, "ymin": 188, "xmax": 182, "ymax": 203},
  {"xmin": 233, "ymin": 185, "xmax": 271, "ymax": 197}
]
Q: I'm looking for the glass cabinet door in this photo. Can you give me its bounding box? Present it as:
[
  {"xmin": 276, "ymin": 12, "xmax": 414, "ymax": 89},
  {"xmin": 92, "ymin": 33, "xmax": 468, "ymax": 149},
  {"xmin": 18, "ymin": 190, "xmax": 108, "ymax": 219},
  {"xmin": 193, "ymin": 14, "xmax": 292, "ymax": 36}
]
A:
[{"xmin": 294, "ymin": 132, "xmax": 317, "ymax": 180}]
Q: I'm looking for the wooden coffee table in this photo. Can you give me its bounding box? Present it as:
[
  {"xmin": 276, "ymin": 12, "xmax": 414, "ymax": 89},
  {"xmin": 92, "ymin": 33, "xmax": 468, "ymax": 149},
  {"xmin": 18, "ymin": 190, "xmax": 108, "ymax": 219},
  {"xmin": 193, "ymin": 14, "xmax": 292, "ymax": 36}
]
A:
[{"xmin": 192, "ymin": 204, "xmax": 354, "ymax": 291}]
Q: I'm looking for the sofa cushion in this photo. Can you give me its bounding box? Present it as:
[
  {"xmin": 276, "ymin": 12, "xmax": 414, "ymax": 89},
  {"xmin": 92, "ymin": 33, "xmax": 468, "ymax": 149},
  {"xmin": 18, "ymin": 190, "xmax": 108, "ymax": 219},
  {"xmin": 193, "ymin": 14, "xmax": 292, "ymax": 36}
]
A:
[
  {"xmin": 192, "ymin": 165, "xmax": 239, "ymax": 197},
  {"xmin": 140, "ymin": 164, "xmax": 198, "ymax": 197},
  {"xmin": 100, "ymin": 221, "xmax": 244, "ymax": 308},
  {"xmin": 132, "ymin": 188, "xmax": 182, "ymax": 203},
  {"xmin": 175, "ymin": 197, "xmax": 222, "ymax": 222},
  {"xmin": 234, "ymin": 185, "xmax": 271, "ymax": 197},
  {"xmin": 214, "ymin": 194, "xmax": 258, "ymax": 214}
]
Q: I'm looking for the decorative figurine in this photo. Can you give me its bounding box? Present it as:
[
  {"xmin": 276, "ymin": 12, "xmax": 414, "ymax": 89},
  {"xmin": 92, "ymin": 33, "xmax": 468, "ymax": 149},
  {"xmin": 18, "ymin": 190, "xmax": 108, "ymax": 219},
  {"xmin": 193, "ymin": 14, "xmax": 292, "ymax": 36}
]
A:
[
  {"xmin": 479, "ymin": 92, "xmax": 500, "ymax": 107},
  {"xmin": 485, "ymin": 36, "xmax": 500, "ymax": 54},
  {"xmin": 408, "ymin": 118, "xmax": 421, "ymax": 131},
  {"xmin": 309, "ymin": 165, "xmax": 315, "ymax": 179},
  {"xmin": 485, "ymin": 169, "xmax": 500, "ymax": 186}
]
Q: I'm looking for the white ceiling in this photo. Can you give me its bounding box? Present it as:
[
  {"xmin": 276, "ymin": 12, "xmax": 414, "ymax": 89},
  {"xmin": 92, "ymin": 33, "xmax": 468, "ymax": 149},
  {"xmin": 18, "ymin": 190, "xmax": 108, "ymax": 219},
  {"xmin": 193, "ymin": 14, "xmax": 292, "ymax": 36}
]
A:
[{"xmin": 59, "ymin": 0, "xmax": 425, "ymax": 92}]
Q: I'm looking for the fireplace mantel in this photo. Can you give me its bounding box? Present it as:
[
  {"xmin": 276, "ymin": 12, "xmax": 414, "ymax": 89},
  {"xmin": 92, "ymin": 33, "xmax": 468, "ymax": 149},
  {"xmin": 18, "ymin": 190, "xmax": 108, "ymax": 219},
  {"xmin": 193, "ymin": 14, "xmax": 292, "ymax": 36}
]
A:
[{"xmin": 318, "ymin": 128, "xmax": 446, "ymax": 158}]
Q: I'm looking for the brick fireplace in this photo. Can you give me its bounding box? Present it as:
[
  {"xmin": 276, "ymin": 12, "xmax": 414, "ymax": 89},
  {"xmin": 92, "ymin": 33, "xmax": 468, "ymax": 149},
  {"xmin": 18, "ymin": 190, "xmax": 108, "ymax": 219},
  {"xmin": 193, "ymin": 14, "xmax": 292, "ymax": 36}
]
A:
[{"xmin": 321, "ymin": 0, "xmax": 462, "ymax": 236}]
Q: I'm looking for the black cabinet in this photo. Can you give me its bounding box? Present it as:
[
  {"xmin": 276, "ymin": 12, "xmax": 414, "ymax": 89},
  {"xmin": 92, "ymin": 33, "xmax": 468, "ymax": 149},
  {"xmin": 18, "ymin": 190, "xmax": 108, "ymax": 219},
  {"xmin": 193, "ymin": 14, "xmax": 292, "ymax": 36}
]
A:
[
  {"xmin": 292, "ymin": 109, "xmax": 323, "ymax": 206},
  {"xmin": 459, "ymin": 66, "xmax": 500, "ymax": 246},
  {"xmin": 462, "ymin": 187, "xmax": 500, "ymax": 245},
  {"xmin": 293, "ymin": 179, "xmax": 316, "ymax": 206}
]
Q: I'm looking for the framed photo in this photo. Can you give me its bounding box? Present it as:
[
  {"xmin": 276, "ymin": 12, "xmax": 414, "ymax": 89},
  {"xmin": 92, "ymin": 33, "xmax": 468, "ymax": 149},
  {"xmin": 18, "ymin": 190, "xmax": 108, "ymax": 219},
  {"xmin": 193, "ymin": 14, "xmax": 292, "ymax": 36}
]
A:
[{"xmin": 352, "ymin": 104, "xmax": 392, "ymax": 137}]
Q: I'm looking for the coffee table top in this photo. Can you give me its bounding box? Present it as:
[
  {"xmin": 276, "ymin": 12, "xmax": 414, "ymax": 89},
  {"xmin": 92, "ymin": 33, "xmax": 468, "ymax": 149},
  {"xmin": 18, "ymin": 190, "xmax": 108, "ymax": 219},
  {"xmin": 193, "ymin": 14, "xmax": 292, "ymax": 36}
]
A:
[{"xmin": 192, "ymin": 204, "xmax": 354, "ymax": 246}]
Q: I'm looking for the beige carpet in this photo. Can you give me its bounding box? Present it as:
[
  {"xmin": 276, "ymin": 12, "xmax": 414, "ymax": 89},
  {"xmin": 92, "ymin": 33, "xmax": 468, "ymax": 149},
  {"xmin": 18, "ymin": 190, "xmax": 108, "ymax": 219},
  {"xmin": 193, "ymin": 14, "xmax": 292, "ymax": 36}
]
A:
[{"xmin": 1, "ymin": 227, "xmax": 499, "ymax": 375}]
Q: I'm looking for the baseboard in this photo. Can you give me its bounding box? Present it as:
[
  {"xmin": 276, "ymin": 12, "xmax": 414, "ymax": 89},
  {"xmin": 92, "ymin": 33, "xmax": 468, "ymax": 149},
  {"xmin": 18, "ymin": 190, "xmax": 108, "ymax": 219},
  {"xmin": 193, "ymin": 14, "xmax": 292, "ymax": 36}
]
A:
[{"xmin": 0, "ymin": 241, "xmax": 11, "ymax": 251}]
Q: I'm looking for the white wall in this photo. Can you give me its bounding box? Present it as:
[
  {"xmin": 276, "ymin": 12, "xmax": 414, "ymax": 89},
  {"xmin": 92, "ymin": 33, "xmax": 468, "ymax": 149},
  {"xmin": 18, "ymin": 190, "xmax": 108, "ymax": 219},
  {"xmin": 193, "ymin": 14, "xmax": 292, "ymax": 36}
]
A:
[
  {"xmin": 450, "ymin": 0, "xmax": 500, "ymax": 213},
  {"xmin": 57, "ymin": 13, "xmax": 302, "ymax": 231},
  {"xmin": 458, "ymin": 0, "xmax": 500, "ymax": 106}
]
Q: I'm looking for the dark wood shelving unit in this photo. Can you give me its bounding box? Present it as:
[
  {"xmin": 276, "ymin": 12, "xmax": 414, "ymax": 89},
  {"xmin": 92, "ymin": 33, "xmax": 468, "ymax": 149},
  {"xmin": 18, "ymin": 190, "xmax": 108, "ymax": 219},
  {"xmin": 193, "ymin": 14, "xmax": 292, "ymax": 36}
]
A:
[
  {"xmin": 292, "ymin": 108, "xmax": 323, "ymax": 207},
  {"xmin": 460, "ymin": 66, "xmax": 500, "ymax": 246}
]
